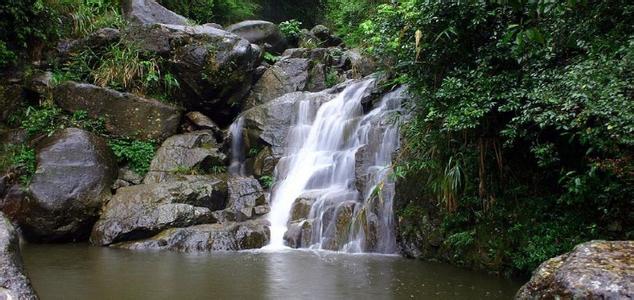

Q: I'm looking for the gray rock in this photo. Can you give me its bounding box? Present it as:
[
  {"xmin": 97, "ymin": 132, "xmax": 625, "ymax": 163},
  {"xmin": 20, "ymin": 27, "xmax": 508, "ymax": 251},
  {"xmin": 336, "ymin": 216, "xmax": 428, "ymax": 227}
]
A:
[
  {"xmin": 289, "ymin": 195, "xmax": 316, "ymax": 222},
  {"xmin": 122, "ymin": 0, "xmax": 189, "ymax": 26},
  {"xmin": 245, "ymin": 57, "xmax": 325, "ymax": 109},
  {"xmin": 225, "ymin": 176, "xmax": 266, "ymax": 221},
  {"xmin": 251, "ymin": 146, "xmax": 277, "ymax": 177},
  {"xmin": 27, "ymin": 71, "xmax": 54, "ymax": 96},
  {"xmin": 21, "ymin": 128, "xmax": 117, "ymax": 242},
  {"xmin": 57, "ymin": 28, "xmax": 121, "ymax": 57},
  {"xmin": 342, "ymin": 49, "xmax": 376, "ymax": 79},
  {"xmin": 253, "ymin": 205, "xmax": 270, "ymax": 216},
  {"xmin": 226, "ymin": 20, "xmax": 287, "ymax": 54},
  {"xmin": 184, "ymin": 112, "xmax": 221, "ymax": 133},
  {"xmin": 90, "ymin": 177, "xmax": 228, "ymax": 246},
  {"xmin": 54, "ymin": 82, "xmax": 182, "ymax": 140},
  {"xmin": 126, "ymin": 24, "xmax": 261, "ymax": 125},
  {"xmin": 284, "ymin": 219, "xmax": 313, "ymax": 249},
  {"xmin": 143, "ymin": 131, "xmax": 226, "ymax": 184},
  {"xmin": 310, "ymin": 25, "xmax": 343, "ymax": 47},
  {"xmin": 0, "ymin": 184, "xmax": 26, "ymax": 221},
  {"xmin": 0, "ymin": 213, "xmax": 38, "ymax": 299},
  {"xmin": 516, "ymin": 240, "xmax": 634, "ymax": 299},
  {"xmin": 242, "ymin": 90, "xmax": 334, "ymax": 158},
  {"xmin": 113, "ymin": 219, "xmax": 270, "ymax": 252}
]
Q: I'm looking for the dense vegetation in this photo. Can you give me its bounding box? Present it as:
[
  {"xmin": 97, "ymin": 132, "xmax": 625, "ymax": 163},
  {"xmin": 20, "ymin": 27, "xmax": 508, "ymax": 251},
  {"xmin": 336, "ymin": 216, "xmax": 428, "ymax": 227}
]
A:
[
  {"xmin": 339, "ymin": 0, "xmax": 632, "ymax": 275},
  {"xmin": 1, "ymin": 0, "xmax": 631, "ymax": 278}
]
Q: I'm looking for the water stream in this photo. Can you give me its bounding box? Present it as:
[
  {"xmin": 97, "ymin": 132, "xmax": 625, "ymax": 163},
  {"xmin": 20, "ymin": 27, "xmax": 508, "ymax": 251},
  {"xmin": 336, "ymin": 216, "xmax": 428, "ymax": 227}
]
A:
[{"xmin": 263, "ymin": 79, "xmax": 403, "ymax": 253}]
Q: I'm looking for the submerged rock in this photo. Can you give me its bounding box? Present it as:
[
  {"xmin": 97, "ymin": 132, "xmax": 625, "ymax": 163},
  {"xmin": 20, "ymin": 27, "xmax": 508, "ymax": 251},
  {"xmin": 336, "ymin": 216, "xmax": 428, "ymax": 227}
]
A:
[
  {"xmin": 226, "ymin": 20, "xmax": 287, "ymax": 54},
  {"xmin": 114, "ymin": 219, "xmax": 270, "ymax": 252},
  {"xmin": 143, "ymin": 131, "xmax": 226, "ymax": 184},
  {"xmin": 516, "ymin": 240, "xmax": 634, "ymax": 299},
  {"xmin": 54, "ymin": 82, "xmax": 182, "ymax": 140},
  {"xmin": 122, "ymin": 0, "xmax": 189, "ymax": 26},
  {"xmin": 20, "ymin": 128, "xmax": 116, "ymax": 242},
  {"xmin": 90, "ymin": 177, "xmax": 228, "ymax": 246},
  {"xmin": 0, "ymin": 213, "xmax": 38, "ymax": 299}
]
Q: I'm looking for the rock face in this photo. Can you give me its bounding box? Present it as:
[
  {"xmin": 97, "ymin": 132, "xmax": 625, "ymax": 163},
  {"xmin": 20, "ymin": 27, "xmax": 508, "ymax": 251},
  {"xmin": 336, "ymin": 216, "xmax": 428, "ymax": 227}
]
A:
[
  {"xmin": 122, "ymin": 0, "xmax": 189, "ymax": 26},
  {"xmin": 242, "ymin": 91, "xmax": 334, "ymax": 158},
  {"xmin": 224, "ymin": 176, "xmax": 266, "ymax": 221},
  {"xmin": 54, "ymin": 82, "xmax": 182, "ymax": 140},
  {"xmin": 0, "ymin": 213, "xmax": 38, "ymax": 299},
  {"xmin": 126, "ymin": 24, "xmax": 261, "ymax": 125},
  {"xmin": 245, "ymin": 57, "xmax": 325, "ymax": 108},
  {"xmin": 90, "ymin": 177, "xmax": 228, "ymax": 246},
  {"xmin": 226, "ymin": 20, "xmax": 287, "ymax": 54},
  {"xmin": 20, "ymin": 128, "xmax": 116, "ymax": 242},
  {"xmin": 516, "ymin": 240, "xmax": 634, "ymax": 300},
  {"xmin": 113, "ymin": 219, "xmax": 270, "ymax": 252},
  {"xmin": 143, "ymin": 131, "xmax": 226, "ymax": 184}
]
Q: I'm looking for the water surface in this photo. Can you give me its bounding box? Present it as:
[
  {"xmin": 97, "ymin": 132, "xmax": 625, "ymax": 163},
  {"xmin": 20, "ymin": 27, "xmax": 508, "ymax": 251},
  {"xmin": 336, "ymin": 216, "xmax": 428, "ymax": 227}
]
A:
[{"xmin": 22, "ymin": 244, "xmax": 521, "ymax": 299}]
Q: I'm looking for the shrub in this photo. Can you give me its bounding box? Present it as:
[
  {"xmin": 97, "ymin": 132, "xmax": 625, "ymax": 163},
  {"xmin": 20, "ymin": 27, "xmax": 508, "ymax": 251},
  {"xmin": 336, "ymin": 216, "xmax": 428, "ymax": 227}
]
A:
[
  {"xmin": 108, "ymin": 139, "xmax": 156, "ymax": 176},
  {"xmin": 279, "ymin": 19, "xmax": 302, "ymax": 40}
]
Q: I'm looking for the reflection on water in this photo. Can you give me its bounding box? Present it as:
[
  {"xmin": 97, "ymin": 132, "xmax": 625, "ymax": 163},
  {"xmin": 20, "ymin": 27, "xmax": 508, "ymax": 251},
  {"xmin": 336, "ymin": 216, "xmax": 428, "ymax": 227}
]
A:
[{"xmin": 22, "ymin": 244, "xmax": 521, "ymax": 300}]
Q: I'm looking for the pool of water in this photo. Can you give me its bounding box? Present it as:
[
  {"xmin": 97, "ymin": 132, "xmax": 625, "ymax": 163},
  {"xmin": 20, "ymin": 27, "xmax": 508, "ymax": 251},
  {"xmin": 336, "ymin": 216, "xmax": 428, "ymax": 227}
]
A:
[{"xmin": 22, "ymin": 244, "xmax": 522, "ymax": 299}]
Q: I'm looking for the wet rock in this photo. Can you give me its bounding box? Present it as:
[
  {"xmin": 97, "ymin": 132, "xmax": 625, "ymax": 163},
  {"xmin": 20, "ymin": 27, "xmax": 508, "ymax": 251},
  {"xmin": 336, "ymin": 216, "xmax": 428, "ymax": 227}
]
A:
[
  {"xmin": 342, "ymin": 49, "xmax": 376, "ymax": 79},
  {"xmin": 20, "ymin": 128, "xmax": 116, "ymax": 242},
  {"xmin": 122, "ymin": 0, "xmax": 188, "ymax": 26},
  {"xmin": 253, "ymin": 205, "xmax": 270, "ymax": 216},
  {"xmin": 284, "ymin": 219, "xmax": 313, "ymax": 249},
  {"xmin": 114, "ymin": 219, "xmax": 270, "ymax": 252},
  {"xmin": 0, "ymin": 213, "xmax": 38, "ymax": 299},
  {"xmin": 226, "ymin": 20, "xmax": 287, "ymax": 54},
  {"xmin": 0, "ymin": 185, "xmax": 26, "ymax": 221},
  {"xmin": 57, "ymin": 28, "xmax": 121, "ymax": 57},
  {"xmin": 143, "ymin": 131, "xmax": 226, "ymax": 184},
  {"xmin": 225, "ymin": 176, "xmax": 266, "ymax": 221},
  {"xmin": 90, "ymin": 177, "xmax": 228, "ymax": 246},
  {"xmin": 184, "ymin": 112, "xmax": 221, "ymax": 134},
  {"xmin": 54, "ymin": 82, "xmax": 182, "ymax": 140},
  {"xmin": 243, "ymin": 91, "xmax": 334, "ymax": 158},
  {"xmin": 251, "ymin": 146, "xmax": 277, "ymax": 177},
  {"xmin": 310, "ymin": 25, "xmax": 343, "ymax": 47},
  {"xmin": 289, "ymin": 195, "xmax": 316, "ymax": 222},
  {"xmin": 516, "ymin": 240, "xmax": 634, "ymax": 299}
]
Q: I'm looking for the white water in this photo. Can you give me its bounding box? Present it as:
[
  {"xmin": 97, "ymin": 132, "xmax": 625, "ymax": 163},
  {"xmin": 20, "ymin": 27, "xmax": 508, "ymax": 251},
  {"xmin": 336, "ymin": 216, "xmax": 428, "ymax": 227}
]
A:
[
  {"xmin": 264, "ymin": 79, "xmax": 404, "ymax": 253},
  {"xmin": 228, "ymin": 116, "xmax": 245, "ymax": 175}
]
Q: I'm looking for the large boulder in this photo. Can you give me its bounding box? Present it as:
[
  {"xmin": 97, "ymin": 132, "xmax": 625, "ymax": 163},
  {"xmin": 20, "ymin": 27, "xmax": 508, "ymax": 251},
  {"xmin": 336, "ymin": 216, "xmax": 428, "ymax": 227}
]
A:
[
  {"xmin": 113, "ymin": 219, "xmax": 270, "ymax": 252},
  {"xmin": 20, "ymin": 128, "xmax": 116, "ymax": 242},
  {"xmin": 126, "ymin": 24, "xmax": 261, "ymax": 126},
  {"xmin": 242, "ymin": 90, "xmax": 334, "ymax": 158},
  {"xmin": 310, "ymin": 25, "xmax": 343, "ymax": 47},
  {"xmin": 226, "ymin": 20, "xmax": 287, "ymax": 54},
  {"xmin": 245, "ymin": 57, "xmax": 325, "ymax": 109},
  {"xmin": 90, "ymin": 176, "xmax": 228, "ymax": 246},
  {"xmin": 284, "ymin": 219, "xmax": 313, "ymax": 249},
  {"xmin": 143, "ymin": 131, "xmax": 226, "ymax": 184},
  {"xmin": 223, "ymin": 176, "xmax": 267, "ymax": 221},
  {"xmin": 122, "ymin": 0, "xmax": 189, "ymax": 26},
  {"xmin": 0, "ymin": 213, "xmax": 38, "ymax": 299},
  {"xmin": 516, "ymin": 240, "xmax": 634, "ymax": 299},
  {"xmin": 54, "ymin": 82, "xmax": 182, "ymax": 140}
]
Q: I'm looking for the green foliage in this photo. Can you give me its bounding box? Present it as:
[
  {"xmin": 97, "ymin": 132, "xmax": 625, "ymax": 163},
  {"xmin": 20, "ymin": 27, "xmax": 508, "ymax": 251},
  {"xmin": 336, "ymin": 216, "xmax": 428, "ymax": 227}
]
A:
[
  {"xmin": 259, "ymin": 175, "xmax": 275, "ymax": 189},
  {"xmin": 325, "ymin": 69, "xmax": 340, "ymax": 88},
  {"xmin": 263, "ymin": 52, "xmax": 280, "ymax": 64},
  {"xmin": 324, "ymin": 0, "xmax": 388, "ymax": 45},
  {"xmin": 13, "ymin": 105, "xmax": 105, "ymax": 137},
  {"xmin": 210, "ymin": 165, "xmax": 227, "ymax": 174},
  {"xmin": 279, "ymin": 19, "xmax": 302, "ymax": 40},
  {"xmin": 160, "ymin": 0, "xmax": 258, "ymax": 25},
  {"xmin": 108, "ymin": 139, "xmax": 156, "ymax": 176},
  {"xmin": 10, "ymin": 146, "xmax": 36, "ymax": 186},
  {"xmin": 368, "ymin": 0, "xmax": 634, "ymax": 275}
]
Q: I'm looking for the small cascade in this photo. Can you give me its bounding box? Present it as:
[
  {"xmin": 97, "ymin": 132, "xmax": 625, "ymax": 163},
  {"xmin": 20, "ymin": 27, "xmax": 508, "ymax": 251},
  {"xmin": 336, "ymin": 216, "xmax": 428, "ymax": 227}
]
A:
[
  {"xmin": 265, "ymin": 79, "xmax": 404, "ymax": 253},
  {"xmin": 228, "ymin": 116, "xmax": 245, "ymax": 175}
]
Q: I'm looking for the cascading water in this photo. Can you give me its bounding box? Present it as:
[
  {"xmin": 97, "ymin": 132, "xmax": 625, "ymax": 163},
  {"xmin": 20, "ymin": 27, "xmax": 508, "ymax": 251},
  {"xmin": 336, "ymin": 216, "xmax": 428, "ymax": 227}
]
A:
[
  {"xmin": 228, "ymin": 116, "xmax": 245, "ymax": 175},
  {"xmin": 264, "ymin": 79, "xmax": 404, "ymax": 253}
]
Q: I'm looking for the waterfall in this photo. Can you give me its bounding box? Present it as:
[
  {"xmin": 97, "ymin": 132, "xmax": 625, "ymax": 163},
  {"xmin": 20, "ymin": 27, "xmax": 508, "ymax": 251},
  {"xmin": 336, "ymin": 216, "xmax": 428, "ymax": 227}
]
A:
[
  {"xmin": 228, "ymin": 116, "xmax": 245, "ymax": 175},
  {"xmin": 264, "ymin": 79, "xmax": 404, "ymax": 253}
]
